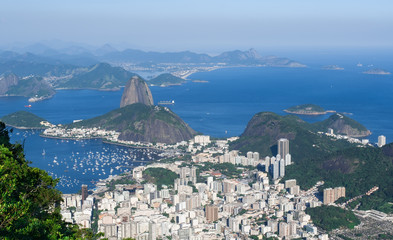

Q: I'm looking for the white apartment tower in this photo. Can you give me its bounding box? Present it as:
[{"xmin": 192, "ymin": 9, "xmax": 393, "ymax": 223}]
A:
[
  {"xmin": 278, "ymin": 138, "xmax": 289, "ymax": 159},
  {"xmin": 279, "ymin": 158, "xmax": 285, "ymax": 177},
  {"xmin": 378, "ymin": 135, "xmax": 386, "ymax": 147}
]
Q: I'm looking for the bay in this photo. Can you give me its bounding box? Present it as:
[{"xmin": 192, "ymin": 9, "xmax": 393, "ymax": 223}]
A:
[{"xmin": 1, "ymin": 66, "xmax": 392, "ymax": 193}]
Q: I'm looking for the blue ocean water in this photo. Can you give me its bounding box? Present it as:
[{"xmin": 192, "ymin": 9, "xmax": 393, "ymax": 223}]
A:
[{"xmin": 1, "ymin": 66, "xmax": 392, "ymax": 193}]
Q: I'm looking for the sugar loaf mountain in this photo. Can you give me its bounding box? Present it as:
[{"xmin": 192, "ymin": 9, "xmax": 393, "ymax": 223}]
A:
[{"xmin": 70, "ymin": 76, "xmax": 196, "ymax": 144}]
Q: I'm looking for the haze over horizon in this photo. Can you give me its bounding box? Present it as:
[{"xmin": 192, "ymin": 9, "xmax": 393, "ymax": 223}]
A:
[{"xmin": 1, "ymin": 0, "xmax": 393, "ymax": 53}]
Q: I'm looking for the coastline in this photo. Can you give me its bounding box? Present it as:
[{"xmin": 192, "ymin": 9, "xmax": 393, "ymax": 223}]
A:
[
  {"xmin": 40, "ymin": 133, "xmax": 168, "ymax": 152},
  {"xmin": 55, "ymin": 87, "xmax": 122, "ymax": 91},
  {"xmin": 283, "ymin": 109, "xmax": 337, "ymax": 116},
  {"xmin": 5, "ymin": 124, "xmax": 46, "ymax": 130},
  {"xmin": 177, "ymin": 63, "xmax": 307, "ymax": 80}
]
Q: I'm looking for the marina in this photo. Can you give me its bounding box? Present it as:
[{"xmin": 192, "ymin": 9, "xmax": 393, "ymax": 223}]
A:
[{"xmin": 10, "ymin": 128, "xmax": 161, "ymax": 193}]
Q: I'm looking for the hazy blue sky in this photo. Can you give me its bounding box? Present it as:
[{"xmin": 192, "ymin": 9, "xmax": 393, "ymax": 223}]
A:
[{"xmin": 1, "ymin": 0, "xmax": 392, "ymax": 51}]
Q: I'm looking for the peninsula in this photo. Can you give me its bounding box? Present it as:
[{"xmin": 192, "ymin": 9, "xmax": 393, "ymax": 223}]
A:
[
  {"xmin": 42, "ymin": 76, "xmax": 196, "ymax": 145},
  {"xmin": 0, "ymin": 111, "xmax": 53, "ymax": 129},
  {"xmin": 0, "ymin": 73, "xmax": 55, "ymax": 100}
]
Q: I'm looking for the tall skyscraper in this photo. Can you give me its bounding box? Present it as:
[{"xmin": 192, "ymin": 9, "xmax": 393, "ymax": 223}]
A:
[
  {"xmin": 378, "ymin": 135, "xmax": 386, "ymax": 147},
  {"xmin": 272, "ymin": 161, "xmax": 280, "ymax": 180},
  {"xmin": 265, "ymin": 156, "xmax": 270, "ymax": 173},
  {"xmin": 278, "ymin": 138, "xmax": 289, "ymax": 159},
  {"xmin": 81, "ymin": 184, "xmax": 88, "ymax": 203},
  {"xmin": 285, "ymin": 153, "xmax": 291, "ymax": 166},
  {"xmin": 279, "ymin": 158, "xmax": 285, "ymax": 177}
]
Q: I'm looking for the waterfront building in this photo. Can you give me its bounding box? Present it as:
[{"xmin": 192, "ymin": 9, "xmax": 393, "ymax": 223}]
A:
[
  {"xmin": 378, "ymin": 135, "xmax": 386, "ymax": 147},
  {"xmin": 81, "ymin": 184, "xmax": 88, "ymax": 203}
]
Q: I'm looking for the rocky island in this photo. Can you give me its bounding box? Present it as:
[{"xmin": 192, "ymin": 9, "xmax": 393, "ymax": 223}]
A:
[
  {"xmin": 284, "ymin": 104, "xmax": 334, "ymax": 115},
  {"xmin": 322, "ymin": 65, "xmax": 344, "ymax": 70},
  {"xmin": 147, "ymin": 73, "xmax": 186, "ymax": 87},
  {"xmin": 363, "ymin": 68, "xmax": 391, "ymax": 75}
]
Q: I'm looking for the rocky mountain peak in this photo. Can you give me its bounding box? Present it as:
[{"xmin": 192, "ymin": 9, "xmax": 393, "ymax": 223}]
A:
[
  {"xmin": 0, "ymin": 73, "xmax": 19, "ymax": 95},
  {"xmin": 120, "ymin": 76, "xmax": 153, "ymax": 107}
]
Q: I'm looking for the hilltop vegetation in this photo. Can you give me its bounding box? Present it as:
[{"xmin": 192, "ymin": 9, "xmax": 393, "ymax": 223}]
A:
[
  {"xmin": 70, "ymin": 103, "xmax": 196, "ymax": 144},
  {"xmin": 314, "ymin": 113, "xmax": 371, "ymax": 137},
  {"xmin": 143, "ymin": 168, "xmax": 179, "ymax": 190},
  {"xmin": 306, "ymin": 206, "xmax": 360, "ymax": 231},
  {"xmin": 0, "ymin": 111, "xmax": 47, "ymax": 129},
  {"xmin": 230, "ymin": 111, "xmax": 393, "ymax": 212},
  {"xmin": 0, "ymin": 73, "xmax": 55, "ymax": 99},
  {"xmin": 285, "ymin": 104, "xmax": 326, "ymax": 115},
  {"xmin": 0, "ymin": 122, "xmax": 97, "ymax": 239},
  {"xmin": 147, "ymin": 73, "xmax": 186, "ymax": 86},
  {"xmin": 230, "ymin": 112, "xmax": 354, "ymax": 159}
]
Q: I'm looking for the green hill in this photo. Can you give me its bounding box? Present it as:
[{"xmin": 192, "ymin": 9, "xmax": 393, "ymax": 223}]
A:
[
  {"xmin": 306, "ymin": 206, "xmax": 360, "ymax": 231},
  {"xmin": 56, "ymin": 63, "xmax": 137, "ymax": 90},
  {"xmin": 230, "ymin": 112, "xmax": 353, "ymax": 160},
  {"xmin": 147, "ymin": 73, "xmax": 186, "ymax": 86},
  {"xmin": 0, "ymin": 111, "xmax": 48, "ymax": 129},
  {"xmin": 69, "ymin": 103, "xmax": 197, "ymax": 144},
  {"xmin": 5, "ymin": 75, "xmax": 55, "ymax": 98},
  {"xmin": 230, "ymin": 111, "xmax": 393, "ymax": 213},
  {"xmin": 313, "ymin": 113, "xmax": 371, "ymax": 137}
]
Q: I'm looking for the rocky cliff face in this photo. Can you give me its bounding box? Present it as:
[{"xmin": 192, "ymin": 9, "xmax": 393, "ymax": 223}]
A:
[
  {"xmin": 0, "ymin": 73, "xmax": 19, "ymax": 95},
  {"xmin": 120, "ymin": 76, "xmax": 153, "ymax": 107}
]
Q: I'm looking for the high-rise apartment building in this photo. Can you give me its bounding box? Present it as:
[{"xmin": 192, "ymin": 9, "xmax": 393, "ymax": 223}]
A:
[
  {"xmin": 272, "ymin": 161, "xmax": 280, "ymax": 180},
  {"xmin": 205, "ymin": 205, "xmax": 218, "ymax": 222},
  {"xmin": 81, "ymin": 184, "xmax": 88, "ymax": 203},
  {"xmin": 279, "ymin": 159, "xmax": 285, "ymax": 177},
  {"xmin": 323, "ymin": 187, "xmax": 346, "ymax": 204},
  {"xmin": 278, "ymin": 138, "xmax": 289, "ymax": 159},
  {"xmin": 378, "ymin": 135, "xmax": 386, "ymax": 147}
]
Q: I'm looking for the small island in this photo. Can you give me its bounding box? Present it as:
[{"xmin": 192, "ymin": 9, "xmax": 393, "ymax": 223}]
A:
[
  {"xmin": 147, "ymin": 73, "xmax": 186, "ymax": 87},
  {"xmin": 322, "ymin": 65, "xmax": 344, "ymax": 70},
  {"xmin": 363, "ymin": 68, "xmax": 391, "ymax": 75},
  {"xmin": 284, "ymin": 104, "xmax": 335, "ymax": 115},
  {"xmin": 0, "ymin": 111, "xmax": 53, "ymax": 129}
]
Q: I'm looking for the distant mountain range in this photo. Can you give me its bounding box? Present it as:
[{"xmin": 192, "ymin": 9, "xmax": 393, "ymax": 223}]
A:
[
  {"xmin": 0, "ymin": 45, "xmax": 306, "ymax": 69},
  {"xmin": 55, "ymin": 63, "xmax": 137, "ymax": 90},
  {"xmin": 0, "ymin": 45, "xmax": 306, "ymax": 99},
  {"xmin": 99, "ymin": 48, "xmax": 306, "ymax": 67}
]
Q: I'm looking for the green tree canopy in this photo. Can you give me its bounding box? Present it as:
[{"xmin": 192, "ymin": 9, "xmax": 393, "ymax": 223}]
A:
[{"xmin": 0, "ymin": 122, "xmax": 97, "ymax": 239}]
